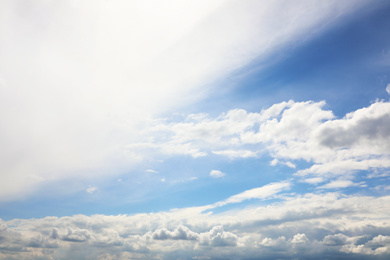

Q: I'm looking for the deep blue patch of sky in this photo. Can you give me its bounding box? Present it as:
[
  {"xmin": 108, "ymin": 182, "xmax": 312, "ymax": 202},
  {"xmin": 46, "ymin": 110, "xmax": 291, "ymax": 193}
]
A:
[{"xmin": 194, "ymin": 1, "xmax": 390, "ymax": 117}]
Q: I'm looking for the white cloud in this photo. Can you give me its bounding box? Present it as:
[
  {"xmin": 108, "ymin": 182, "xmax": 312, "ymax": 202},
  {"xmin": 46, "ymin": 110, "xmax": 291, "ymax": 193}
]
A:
[
  {"xmin": 146, "ymin": 169, "xmax": 159, "ymax": 174},
  {"xmin": 317, "ymin": 179, "xmax": 364, "ymax": 189},
  {"xmin": 386, "ymin": 84, "xmax": 390, "ymax": 95},
  {"xmin": 0, "ymin": 0, "xmax": 375, "ymax": 201},
  {"xmin": 1, "ymin": 192, "xmax": 390, "ymax": 259},
  {"xmin": 269, "ymin": 159, "xmax": 296, "ymax": 168},
  {"xmin": 147, "ymin": 100, "xmax": 390, "ymax": 187},
  {"xmin": 302, "ymin": 177, "xmax": 325, "ymax": 184},
  {"xmin": 151, "ymin": 224, "xmax": 199, "ymax": 241},
  {"xmin": 209, "ymin": 170, "xmax": 225, "ymax": 178},
  {"xmin": 213, "ymin": 181, "xmax": 291, "ymax": 207},
  {"xmin": 212, "ymin": 149, "xmax": 257, "ymax": 159}
]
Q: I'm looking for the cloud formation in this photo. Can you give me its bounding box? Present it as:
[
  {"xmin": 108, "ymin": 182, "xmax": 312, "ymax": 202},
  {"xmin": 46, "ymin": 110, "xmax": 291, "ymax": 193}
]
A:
[
  {"xmin": 0, "ymin": 0, "xmax": 375, "ymax": 201},
  {"xmin": 142, "ymin": 100, "xmax": 390, "ymax": 187},
  {"xmin": 1, "ymin": 192, "xmax": 390, "ymax": 259}
]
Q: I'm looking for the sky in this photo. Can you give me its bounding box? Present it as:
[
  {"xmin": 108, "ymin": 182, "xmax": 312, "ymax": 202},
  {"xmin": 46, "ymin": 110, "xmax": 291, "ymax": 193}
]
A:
[{"xmin": 1, "ymin": 0, "xmax": 390, "ymax": 259}]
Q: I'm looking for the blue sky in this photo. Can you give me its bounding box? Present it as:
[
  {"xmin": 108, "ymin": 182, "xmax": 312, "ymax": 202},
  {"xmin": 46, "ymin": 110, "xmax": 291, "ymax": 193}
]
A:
[{"xmin": 1, "ymin": 0, "xmax": 390, "ymax": 259}]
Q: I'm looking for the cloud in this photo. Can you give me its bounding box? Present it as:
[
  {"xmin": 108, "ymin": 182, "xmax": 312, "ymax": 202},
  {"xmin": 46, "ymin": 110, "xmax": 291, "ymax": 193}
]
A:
[
  {"xmin": 86, "ymin": 186, "xmax": 97, "ymax": 194},
  {"xmin": 0, "ymin": 0, "xmax": 376, "ymax": 201},
  {"xmin": 301, "ymin": 177, "xmax": 325, "ymax": 184},
  {"xmin": 146, "ymin": 100, "xmax": 390, "ymax": 188},
  {"xmin": 1, "ymin": 192, "xmax": 390, "ymax": 259},
  {"xmin": 317, "ymin": 179, "xmax": 365, "ymax": 189},
  {"xmin": 213, "ymin": 181, "xmax": 291, "ymax": 207},
  {"xmin": 62, "ymin": 227, "xmax": 92, "ymax": 242},
  {"xmin": 209, "ymin": 170, "xmax": 225, "ymax": 178},
  {"xmin": 146, "ymin": 169, "xmax": 159, "ymax": 174},
  {"xmin": 270, "ymin": 159, "xmax": 296, "ymax": 168},
  {"xmin": 387, "ymin": 84, "xmax": 390, "ymax": 95},
  {"xmin": 199, "ymin": 226, "xmax": 238, "ymax": 247},
  {"xmin": 151, "ymin": 225, "xmax": 199, "ymax": 241},
  {"xmin": 212, "ymin": 149, "xmax": 257, "ymax": 159}
]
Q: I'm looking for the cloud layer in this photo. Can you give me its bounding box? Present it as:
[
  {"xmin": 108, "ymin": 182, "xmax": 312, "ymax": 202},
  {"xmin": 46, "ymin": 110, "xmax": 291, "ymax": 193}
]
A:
[{"xmin": 1, "ymin": 191, "xmax": 390, "ymax": 259}]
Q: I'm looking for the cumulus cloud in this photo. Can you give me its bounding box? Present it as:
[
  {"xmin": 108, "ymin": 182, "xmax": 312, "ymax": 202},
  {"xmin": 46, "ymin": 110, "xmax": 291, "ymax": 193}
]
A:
[
  {"xmin": 1, "ymin": 192, "xmax": 390, "ymax": 259},
  {"xmin": 151, "ymin": 225, "xmax": 199, "ymax": 241},
  {"xmin": 144, "ymin": 100, "xmax": 390, "ymax": 188}
]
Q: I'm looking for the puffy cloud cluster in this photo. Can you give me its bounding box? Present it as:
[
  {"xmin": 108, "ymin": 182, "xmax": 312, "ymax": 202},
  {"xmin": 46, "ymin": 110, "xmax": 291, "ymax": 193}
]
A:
[
  {"xmin": 1, "ymin": 192, "xmax": 390, "ymax": 259},
  {"xmin": 136, "ymin": 100, "xmax": 390, "ymax": 186}
]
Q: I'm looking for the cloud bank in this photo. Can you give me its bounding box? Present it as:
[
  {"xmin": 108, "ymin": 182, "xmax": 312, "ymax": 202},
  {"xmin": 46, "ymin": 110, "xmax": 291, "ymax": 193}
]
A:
[{"xmin": 1, "ymin": 191, "xmax": 390, "ymax": 259}]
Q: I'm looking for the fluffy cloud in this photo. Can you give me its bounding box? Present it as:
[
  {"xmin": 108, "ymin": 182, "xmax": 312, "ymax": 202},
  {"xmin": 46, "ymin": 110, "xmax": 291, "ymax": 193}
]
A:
[
  {"xmin": 143, "ymin": 100, "xmax": 390, "ymax": 187},
  {"xmin": 151, "ymin": 225, "xmax": 199, "ymax": 241},
  {"xmin": 1, "ymin": 192, "xmax": 390, "ymax": 259}
]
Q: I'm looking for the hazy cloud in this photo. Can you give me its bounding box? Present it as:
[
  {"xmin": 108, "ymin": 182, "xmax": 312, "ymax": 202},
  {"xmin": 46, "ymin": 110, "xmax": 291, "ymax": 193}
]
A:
[{"xmin": 209, "ymin": 170, "xmax": 225, "ymax": 178}]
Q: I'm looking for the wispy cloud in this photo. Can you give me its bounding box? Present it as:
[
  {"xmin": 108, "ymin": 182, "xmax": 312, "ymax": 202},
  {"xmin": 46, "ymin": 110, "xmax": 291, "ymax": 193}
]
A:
[
  {"xmin": 146, "ymin": 169, "xmax": 159, "ymax": 174},
  {"xmin": 0, "ymin": 0, "xmax": 374, "ymax": 201},
  {"xmin": 86, "ymin": 186, "xmax": 97, "ymax": 194},
  {"xmin": 212, "ymin": 181, "xmax": 291, "ymax": 207}
]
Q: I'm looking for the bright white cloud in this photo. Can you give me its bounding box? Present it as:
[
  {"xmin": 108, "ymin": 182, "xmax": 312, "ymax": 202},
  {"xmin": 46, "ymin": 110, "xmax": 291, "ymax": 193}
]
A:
[
  {"xmin": 0, "ymin": 0, "xmax": 374, "ymax": 201},
  {"xmin": 146, "ymin": 100, "xmax": 390, "ymax": 187},
  {"xmin": 387, "ymin": 84, "xmax": 390, "ymax": 95},
  {"xmin": 209, "ymin": 170, "xmax": 225, "ymax": 178}
]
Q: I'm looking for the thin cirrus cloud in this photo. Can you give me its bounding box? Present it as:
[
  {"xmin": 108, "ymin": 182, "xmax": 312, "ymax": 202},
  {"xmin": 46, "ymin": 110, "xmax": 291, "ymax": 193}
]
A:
[{"xmin": 0, "ymin": 0, "xmax": 373, "ymax": 201}]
